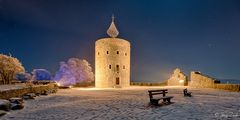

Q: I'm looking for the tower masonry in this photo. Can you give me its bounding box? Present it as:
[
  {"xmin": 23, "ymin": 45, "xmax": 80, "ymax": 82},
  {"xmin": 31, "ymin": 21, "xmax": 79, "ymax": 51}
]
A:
[{"xmin": 95, "ymin": 16, "xmax": 131, "ymax": 88}]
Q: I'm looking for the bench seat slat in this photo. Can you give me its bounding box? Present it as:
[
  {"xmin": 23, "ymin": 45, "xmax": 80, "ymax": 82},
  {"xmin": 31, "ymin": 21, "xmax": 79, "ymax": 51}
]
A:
[{"xmin": 151, "ymin": 96, "xmax": 174, "ymax": 100}]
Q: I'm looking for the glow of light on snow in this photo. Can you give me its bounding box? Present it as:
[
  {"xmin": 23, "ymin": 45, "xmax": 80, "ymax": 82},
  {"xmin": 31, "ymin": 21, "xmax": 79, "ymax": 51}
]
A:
[
  {"xmin": 179, "ymin": 80, "xmax": 184, "ymax": 83},
  {"xmin": 56, "ymin": 82, "xmax": 61, "ymax": 86}
]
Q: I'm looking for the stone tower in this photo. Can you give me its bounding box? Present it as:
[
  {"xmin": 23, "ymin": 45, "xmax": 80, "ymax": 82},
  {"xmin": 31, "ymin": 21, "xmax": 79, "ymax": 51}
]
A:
[{"xmin": 95, "ymin": 16, "xmax": 131, "ymax": 88}]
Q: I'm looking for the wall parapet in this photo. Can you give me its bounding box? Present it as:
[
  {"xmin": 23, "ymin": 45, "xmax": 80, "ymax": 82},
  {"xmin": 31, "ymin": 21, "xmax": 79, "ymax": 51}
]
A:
[{"xmin": 0, "ymin": 83, "xmax": 58, "ymax": 99}]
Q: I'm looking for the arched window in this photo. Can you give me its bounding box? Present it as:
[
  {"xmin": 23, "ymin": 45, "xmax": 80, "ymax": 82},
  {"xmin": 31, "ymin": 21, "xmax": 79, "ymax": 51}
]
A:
[
  {"xmin": 123, "ymin": 65, "xmax": 125, "ymax": 69},
  {"xmin": 98, "ymin": 52, "xmax": 100, "ymax": 55},
  {"xmin": 125, "ymin": 53, "xmax": 127, "ymax": 56},
  {"xmin": 107, "ymin": 51, "xmax": 109, "ymax": 54},
  {"xmin": 117, "ymin": 51, "xmax": 119, "ymax": 54}
]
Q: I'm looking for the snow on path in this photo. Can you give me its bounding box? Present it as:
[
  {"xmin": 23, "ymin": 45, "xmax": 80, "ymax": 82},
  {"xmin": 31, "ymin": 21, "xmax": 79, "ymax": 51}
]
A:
[{"xmin": 1, "ymin": 86, "xmax": 240, "ymax": 120}]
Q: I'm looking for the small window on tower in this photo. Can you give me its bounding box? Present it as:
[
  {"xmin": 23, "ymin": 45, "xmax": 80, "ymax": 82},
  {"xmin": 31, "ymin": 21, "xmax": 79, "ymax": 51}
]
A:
[
  {"xmin": 109, "ymin": 65, "xmax": 111, "ymax": 69},
  {"xmin": 125, "ymin": 53, "xmax": 127, "ymax": 56},
  {"xmin": 107, "ymin": 51, "xmax": 109, "ymax": 54},
  {"xmin": 116, "ymin": 77, "xmax": 120, "ymax": 85},
  {"xmin": 123, "ymin": 65, "xmax": 125, "ymax": 69},
  {"xmin": 98, "ymin": 52, "xmax": 100, "ymax": 55},
  {"xmin": 117, "ymin": 51, "xmax": 119, "ymax": 54},
  {"xmin": 116, "ymin": 65, "xmax": 119, "ymax": 72}
]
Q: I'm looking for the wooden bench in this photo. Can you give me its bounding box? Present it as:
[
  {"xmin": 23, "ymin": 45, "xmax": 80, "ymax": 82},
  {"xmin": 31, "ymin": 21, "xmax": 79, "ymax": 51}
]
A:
[{"xmin": 148, "ymin": 89, "xmax": 174, "ymax": 105}]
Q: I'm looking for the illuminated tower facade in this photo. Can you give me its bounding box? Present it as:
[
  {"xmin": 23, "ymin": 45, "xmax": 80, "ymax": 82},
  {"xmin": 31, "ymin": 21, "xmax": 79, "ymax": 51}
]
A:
[{"xmin": 95, "ymin": 16, "xmax": 130, "ymax": 88}]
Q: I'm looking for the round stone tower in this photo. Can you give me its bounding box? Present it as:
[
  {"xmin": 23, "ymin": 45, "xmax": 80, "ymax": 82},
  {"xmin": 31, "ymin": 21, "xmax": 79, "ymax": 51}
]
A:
[{"xmin": 95, "ymin": 16, "xmax": 130, "ymax": 88}]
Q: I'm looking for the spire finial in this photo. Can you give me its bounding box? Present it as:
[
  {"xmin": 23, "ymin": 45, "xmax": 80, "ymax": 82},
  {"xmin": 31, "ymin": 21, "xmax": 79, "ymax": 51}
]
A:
[
  {"xmin": 112, "ymin": 14, "xmax": 115, "ymax": 22},
  {"xmin": 107, "ymin": 14, "xmax": 119, "ymax": 38}
]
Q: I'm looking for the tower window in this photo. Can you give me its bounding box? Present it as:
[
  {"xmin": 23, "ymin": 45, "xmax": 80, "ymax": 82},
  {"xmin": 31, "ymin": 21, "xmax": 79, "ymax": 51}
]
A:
[
  {"xmin": 116, "ymin": 65, "xmax": 119, "ymax": 72},
  {"xmin": 109, "ymin": 65, "xmax": 111, "ymax": 69},
  {"xmin": 117, "ymin": 51, "xmax": 119, "ymax": 54},
  {"xmin": 123, "ymin": 65, "xmax": 125, "ymax": 69},
  {"xmin": 107, "ymin": 51, "xmax": 109, "ymax": 54},
  {"xmin": 116, "ymin": 77, "xmax": 120, "ymax": 85},
  {"xmin": 98, "ymin": 52, "xmax": 100, "ymax": 55},
  {"xmin": 125, "ymin": 53, "xmax": 127, "ymax": 56}
]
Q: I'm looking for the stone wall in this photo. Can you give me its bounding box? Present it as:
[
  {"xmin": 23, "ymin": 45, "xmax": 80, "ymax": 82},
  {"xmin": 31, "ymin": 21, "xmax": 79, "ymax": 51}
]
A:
[
  {"xmin": 167, "ymin": 68, "xmax": 188, "ymax": 86},
  {"xmin": 214, "ymin": 84, "xmax": 240, "ymax": 92},
  {"xmin": 131, "ymin": 81, "xmax": 167, "ymax": 86},
  {"xmin": 189, "ymin": 71, "xmax": 218, "ymax": 88},
  {"xmin": 0, "ymin": 84, "xmax": 57, "ymax": 99},
  {"xmin": 190, "ymin": 71, "xmax": 239, "ymax": 92}
]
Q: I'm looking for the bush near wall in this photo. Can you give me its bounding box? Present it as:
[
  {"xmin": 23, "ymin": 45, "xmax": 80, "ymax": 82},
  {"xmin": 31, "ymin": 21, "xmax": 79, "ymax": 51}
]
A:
[{"xmin": 130, "ymin": 81, "xmax": 167, "ymax": 86}]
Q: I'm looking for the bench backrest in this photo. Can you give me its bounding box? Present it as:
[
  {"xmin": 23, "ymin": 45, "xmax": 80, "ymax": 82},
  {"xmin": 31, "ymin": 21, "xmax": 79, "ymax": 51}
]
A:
[{"xmin": 148, "ymin": 89, "xmax": 168, "ymax": 99}]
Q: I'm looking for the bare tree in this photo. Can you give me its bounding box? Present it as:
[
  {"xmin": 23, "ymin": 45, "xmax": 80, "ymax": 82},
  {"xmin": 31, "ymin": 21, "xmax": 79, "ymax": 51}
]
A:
[
  {"xmin": 54, "ymin": 58, "xmax": 94, "ymax": 86},
  {"xmin": 32, "ymin": 69, "xmax": 52, "ymax": 80},
  {"xmin": 0, "ymin": 54, "xmax": 25, "ymax": 84}
]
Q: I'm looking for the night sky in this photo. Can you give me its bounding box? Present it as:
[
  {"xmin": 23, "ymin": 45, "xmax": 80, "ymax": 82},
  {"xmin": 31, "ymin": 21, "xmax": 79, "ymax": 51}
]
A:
[{"xmin": 0, "ymin": 0, "xmax": 240, "ymax": 82}]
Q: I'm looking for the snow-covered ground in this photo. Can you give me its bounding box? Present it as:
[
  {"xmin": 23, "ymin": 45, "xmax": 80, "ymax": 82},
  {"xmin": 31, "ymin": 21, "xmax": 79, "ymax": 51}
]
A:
[{"xmin": 1, "ymin": 86, "xmax": 240, "ymax": 120}]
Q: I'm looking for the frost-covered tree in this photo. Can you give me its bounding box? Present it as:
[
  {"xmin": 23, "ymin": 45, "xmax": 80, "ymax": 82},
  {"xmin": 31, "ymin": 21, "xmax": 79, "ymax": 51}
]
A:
[
  {"xmin": 0, "ymin": 54, "xmax": 25, "ymax": 84},
  {"xmin": 16, "ymin": 72, "xmax": 32, "ymax": 82},
  {"xmin": 54, "ymin": 58, "xmax": 94, "ymax": 86},
  {"xmin": 32, "ymin": 69, "xmax": 52, "ymax": 80}
]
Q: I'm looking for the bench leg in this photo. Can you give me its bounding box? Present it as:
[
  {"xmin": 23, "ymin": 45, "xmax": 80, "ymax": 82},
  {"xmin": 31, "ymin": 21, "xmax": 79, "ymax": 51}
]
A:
[
  {"xmin": 150, "ymin": 100, "xmax": 159, "ymax": 105},
  {"xmin": 163, "ymin": 98, "xmax": 171, "ymax": 103},
  {"xmin": 184, "ymin": 93, "xmax": 192, "ymax": 97}
]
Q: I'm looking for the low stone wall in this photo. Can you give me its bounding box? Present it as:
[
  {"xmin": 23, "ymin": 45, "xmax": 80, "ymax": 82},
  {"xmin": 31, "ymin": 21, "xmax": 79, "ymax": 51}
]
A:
[
  {"xmin": 130, "ymin": 81, "xmax": 167, "ymax": 86},
  {"xmin": 190, "ymin": 71, "xmax": 239, "ymax": 92},
  {"xmin": 0, "ymin": 84, "xmax": 58, "ymax": 99},
  {"xmin": 214, "ymin": 84, "xmax": 240, "ymax": 92}
]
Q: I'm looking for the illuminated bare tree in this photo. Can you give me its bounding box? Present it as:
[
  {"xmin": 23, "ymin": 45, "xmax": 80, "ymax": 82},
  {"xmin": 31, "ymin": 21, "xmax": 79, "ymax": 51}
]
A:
[
  {"xmin": 54, "ymin": 58, "xmax": 94, "ymax": 86},
  {"xmin": 0, "ymin": 54, "xmax": 25, "ymax": 84}
]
